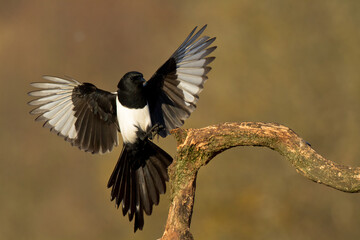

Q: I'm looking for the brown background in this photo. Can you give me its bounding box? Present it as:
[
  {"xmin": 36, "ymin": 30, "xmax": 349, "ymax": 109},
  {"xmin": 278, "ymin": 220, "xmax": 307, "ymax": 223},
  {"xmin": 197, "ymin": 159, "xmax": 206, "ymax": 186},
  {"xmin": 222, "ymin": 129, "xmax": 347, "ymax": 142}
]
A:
[{"xmin": 2, "ymin": 0, "xmax": 360, "ymax": 239}]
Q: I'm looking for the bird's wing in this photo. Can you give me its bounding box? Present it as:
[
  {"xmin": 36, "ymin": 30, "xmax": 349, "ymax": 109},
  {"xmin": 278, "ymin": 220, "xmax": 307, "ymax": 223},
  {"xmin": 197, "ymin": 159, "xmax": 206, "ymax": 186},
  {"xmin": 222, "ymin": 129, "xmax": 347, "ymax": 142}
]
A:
[
  {"xmin": 144, "ymin": 25, "xmax": 216, "ymax": 137},
  {"xmin": 29, "ymin": 76, "xmax": 119, "ymax": 154}
]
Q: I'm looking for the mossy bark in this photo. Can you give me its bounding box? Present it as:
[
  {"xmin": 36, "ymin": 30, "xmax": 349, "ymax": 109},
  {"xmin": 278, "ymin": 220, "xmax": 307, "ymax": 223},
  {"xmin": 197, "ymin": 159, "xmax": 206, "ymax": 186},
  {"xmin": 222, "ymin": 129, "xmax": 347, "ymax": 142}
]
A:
[{"xmin": 160, "ymin": 122, "xmax": 360, "ymax": 240}]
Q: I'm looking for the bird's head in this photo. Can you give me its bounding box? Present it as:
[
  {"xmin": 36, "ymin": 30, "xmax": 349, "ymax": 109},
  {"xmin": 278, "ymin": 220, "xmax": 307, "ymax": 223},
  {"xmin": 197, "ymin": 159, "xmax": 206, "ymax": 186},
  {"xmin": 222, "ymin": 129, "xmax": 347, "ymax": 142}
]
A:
[{"xmin": 117, "ymin": 71, "xmax": 145, "ymax": 91}]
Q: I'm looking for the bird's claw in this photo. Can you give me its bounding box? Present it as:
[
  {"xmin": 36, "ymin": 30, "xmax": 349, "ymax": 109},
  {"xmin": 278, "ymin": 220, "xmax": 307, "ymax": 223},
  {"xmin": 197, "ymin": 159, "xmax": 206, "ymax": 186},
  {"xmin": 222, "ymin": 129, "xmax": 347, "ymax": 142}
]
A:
[{"xmin": 136, "ymin": 124, "xmax": 165, "ymax": 141}]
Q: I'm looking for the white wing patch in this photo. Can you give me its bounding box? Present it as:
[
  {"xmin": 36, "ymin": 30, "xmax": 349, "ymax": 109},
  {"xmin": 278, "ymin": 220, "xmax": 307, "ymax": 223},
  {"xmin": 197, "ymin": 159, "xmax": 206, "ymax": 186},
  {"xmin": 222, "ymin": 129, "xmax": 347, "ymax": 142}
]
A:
[
  {"xmin": 29, "ymin": 76, "xmax": 119, "ymax": 154},
  {"xmin": 147, "ymin": 25, "xmax": 216, "ymax": 136},
  {"xmin": 170, "ymin": 34, "xmax": 215, "ymax": 107},
  {"xmin": 28, "ymin": 76, "xmax": 80, "ymax": 140},
  {"xmin": 176, "ymin": 67, "xmax": 207, "ymax": 76}
]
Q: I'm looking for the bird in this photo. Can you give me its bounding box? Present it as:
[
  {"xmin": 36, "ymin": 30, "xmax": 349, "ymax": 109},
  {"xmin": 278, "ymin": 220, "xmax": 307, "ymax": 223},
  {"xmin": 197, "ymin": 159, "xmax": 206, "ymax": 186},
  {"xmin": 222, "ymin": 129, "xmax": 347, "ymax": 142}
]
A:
[{"xmin": 28, "ymin": 25, "xmax": 216, "ymax": 232}]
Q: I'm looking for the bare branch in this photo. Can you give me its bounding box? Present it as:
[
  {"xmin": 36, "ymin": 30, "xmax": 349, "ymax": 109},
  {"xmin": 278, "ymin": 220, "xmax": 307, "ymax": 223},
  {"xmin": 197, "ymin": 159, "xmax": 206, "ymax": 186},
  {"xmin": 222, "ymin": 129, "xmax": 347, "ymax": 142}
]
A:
[{"xmin": 160, "ymin": 122, "xmax": 360, "ymax": 240}]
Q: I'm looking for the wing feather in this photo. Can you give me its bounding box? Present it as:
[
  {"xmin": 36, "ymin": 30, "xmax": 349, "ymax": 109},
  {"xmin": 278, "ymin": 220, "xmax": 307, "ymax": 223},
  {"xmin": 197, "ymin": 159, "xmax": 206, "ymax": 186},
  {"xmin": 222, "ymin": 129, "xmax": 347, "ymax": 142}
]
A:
[
  {"xmin": 145, "ymin": 25, "xmax": 216, "ymax": 136},
  {"xmin": 29, "ymin": 76, "xmax": 119, "ymax": 154}
]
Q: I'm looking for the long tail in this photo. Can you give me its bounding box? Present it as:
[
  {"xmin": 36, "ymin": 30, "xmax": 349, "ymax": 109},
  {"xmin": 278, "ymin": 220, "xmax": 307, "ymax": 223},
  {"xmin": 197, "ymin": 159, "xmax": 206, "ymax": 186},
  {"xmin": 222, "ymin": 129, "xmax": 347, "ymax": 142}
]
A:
[{"xmin": 107, "ymin": 139, "xmax": 173, "ymax": 232}]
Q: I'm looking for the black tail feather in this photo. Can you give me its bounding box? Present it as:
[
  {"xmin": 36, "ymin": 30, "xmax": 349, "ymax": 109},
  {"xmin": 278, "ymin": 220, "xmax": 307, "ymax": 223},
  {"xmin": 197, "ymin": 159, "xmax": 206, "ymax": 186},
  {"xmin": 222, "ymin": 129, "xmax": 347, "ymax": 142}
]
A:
[
  {"xmin": 146, "ymin": 158, "xmax": 166, "ymax": 194},
  {"xmin": 107, "ymin": 139, "xmax": 173, "ymax": 232},
  {"xmin": 128, "ymin": 171, "xmax": 136, "ymax": 221},
  {"xmin": 143, "ymin": 164, "xmax": 159, "ymax": 206}
]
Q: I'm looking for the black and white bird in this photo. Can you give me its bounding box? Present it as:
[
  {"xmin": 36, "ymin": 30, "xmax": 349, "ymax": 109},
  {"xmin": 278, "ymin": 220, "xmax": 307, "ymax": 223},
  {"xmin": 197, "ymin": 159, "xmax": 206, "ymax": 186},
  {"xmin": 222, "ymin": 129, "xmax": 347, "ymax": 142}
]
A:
[{"xmin": 28, "ymin": 25, "xmax": 216, "ymax": 232}]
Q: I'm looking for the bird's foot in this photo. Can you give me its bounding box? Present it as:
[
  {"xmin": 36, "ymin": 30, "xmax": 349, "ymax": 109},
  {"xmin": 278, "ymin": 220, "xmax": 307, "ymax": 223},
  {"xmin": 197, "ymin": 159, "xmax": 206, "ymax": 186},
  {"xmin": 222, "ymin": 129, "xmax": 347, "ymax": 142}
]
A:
[
  {"xmin": 146, "ymin": 123, "xmax": 165, "ymax": 140},
  {"xmin": 136, "ymin": 124, "xmax": 165, "ymax": 141}
]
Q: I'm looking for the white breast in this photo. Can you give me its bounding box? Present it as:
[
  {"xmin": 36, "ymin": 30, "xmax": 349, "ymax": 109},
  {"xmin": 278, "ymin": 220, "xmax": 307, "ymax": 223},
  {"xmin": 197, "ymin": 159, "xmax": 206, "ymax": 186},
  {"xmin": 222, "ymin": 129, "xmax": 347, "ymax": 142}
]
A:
[{"xmin": 116, "ymin": 99, "xmax": 152, "ymax": 144}]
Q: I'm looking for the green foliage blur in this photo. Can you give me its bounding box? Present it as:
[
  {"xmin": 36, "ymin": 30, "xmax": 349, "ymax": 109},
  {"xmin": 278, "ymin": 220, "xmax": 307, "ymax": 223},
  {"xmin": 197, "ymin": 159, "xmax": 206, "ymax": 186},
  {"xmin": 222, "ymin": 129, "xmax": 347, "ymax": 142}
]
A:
[{"xmin": 2, "ymin": 0, "xmax": 360, "ymax": 239}]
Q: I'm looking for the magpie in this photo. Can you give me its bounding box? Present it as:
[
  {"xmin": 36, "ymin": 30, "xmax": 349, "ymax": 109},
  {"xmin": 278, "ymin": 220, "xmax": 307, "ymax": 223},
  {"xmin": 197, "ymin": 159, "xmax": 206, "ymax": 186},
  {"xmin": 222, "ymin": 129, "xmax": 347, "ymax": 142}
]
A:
[{"xmin": 28, "ymin": 25, "xmax": 216, "ymax": 232}]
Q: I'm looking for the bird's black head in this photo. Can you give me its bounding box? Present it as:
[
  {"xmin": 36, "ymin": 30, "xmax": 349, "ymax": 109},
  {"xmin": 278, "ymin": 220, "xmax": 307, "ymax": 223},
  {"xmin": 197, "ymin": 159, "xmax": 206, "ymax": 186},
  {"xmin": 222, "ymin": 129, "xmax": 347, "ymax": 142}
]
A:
[
  {"xmin": 117, "ymin": 71, "xmax": 145, "ymax": 91},
  {"xmin": 117, "ymin": 71, "xmax": 147, "ymax": 108}
]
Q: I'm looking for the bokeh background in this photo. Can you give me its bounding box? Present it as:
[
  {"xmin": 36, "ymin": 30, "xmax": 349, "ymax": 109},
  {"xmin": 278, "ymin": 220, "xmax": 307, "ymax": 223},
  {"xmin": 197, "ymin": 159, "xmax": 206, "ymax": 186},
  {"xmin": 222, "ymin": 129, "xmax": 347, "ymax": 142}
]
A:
[{"xmin": 2, "ymin": 0, "xmax": 360, "ymax": 239}]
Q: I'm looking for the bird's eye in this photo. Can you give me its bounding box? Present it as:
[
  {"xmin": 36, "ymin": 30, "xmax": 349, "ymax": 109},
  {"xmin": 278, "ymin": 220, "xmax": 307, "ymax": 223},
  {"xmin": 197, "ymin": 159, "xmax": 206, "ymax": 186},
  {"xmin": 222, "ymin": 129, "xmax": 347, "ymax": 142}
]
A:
[{"xmin": 133, "ymin": 76, "xmax": 143, "ymax": 82}]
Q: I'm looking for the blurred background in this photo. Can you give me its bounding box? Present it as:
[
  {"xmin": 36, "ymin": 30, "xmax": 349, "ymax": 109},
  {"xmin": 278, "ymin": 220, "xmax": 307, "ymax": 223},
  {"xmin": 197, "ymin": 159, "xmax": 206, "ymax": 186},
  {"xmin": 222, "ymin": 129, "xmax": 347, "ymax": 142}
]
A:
[{"xmin": 2, "ymin": 0, "xmax": 360, "ymax": 239}]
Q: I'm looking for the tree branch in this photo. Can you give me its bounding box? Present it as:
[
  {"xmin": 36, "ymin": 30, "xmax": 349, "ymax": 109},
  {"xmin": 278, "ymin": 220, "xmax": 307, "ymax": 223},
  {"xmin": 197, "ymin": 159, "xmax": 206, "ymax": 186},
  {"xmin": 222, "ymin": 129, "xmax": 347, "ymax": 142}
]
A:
[{"xmin": 160, "ymin": 122, "xmax": 360, "ymax": 240}]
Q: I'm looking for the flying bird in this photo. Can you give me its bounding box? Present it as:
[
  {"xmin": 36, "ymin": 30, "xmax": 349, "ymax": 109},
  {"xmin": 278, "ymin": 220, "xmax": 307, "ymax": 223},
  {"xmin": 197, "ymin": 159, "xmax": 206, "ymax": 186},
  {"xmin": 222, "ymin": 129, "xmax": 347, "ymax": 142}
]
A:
[{"xmin": 28, "ymin": 25, "xmax": 216, "ymax": 232}]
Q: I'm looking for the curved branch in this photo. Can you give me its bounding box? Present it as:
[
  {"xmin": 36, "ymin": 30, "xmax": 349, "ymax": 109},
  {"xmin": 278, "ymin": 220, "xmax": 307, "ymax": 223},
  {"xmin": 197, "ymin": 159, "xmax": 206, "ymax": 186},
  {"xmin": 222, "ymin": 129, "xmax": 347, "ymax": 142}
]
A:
[{"xmin": 160, "ymin": 122, "xmax": 360, "ymax": 240}]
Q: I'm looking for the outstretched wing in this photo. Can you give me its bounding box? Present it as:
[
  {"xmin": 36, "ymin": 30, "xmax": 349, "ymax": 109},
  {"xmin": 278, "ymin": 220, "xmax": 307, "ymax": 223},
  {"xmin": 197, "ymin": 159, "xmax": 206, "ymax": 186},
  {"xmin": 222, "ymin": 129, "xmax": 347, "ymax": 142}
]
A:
[
  {"xmin": 145, "ymin": 25, "xmax": 216, "ymax": 137},
  {"xmin": 28, "ymin": 76, "xmax": 119, "ymax": 154}
]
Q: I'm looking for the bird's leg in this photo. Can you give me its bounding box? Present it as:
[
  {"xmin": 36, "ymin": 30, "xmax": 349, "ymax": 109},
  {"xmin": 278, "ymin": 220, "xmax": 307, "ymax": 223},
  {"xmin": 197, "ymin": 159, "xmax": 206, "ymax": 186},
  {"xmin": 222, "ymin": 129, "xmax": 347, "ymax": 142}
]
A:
[
  {"xmin": 136, "ymin": 124, "xmax": 165, "ymax": 141},
  {"xmin": 145, "ymin": 123, "xmax": 165, "ymax": 140}
]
